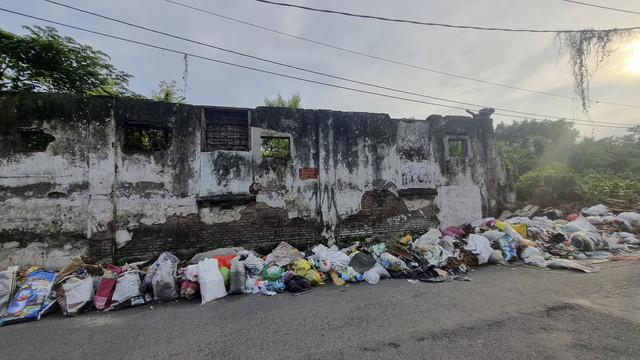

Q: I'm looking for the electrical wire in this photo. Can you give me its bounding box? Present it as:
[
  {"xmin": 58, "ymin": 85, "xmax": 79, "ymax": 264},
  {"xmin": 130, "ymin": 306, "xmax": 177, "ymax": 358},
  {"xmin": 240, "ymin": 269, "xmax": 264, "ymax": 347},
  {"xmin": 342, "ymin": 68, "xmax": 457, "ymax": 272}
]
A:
[
  {"xmin": 255, "ymin": 0, "xmax": 640, "ymax": 33},
  {"xmin": 165, "ymin": 0, "xmax": 640, "ymax": 109},
  {"xmin": 43, "ymin": 0, "xmax": 633, "ymax": 125},
  {"xmin": 560, "ymin": 0, "xmax": 640, "ymax": 16},
  {"xmin": 0, "ymin": 8, "xmax": 633, "ymax": 129}
]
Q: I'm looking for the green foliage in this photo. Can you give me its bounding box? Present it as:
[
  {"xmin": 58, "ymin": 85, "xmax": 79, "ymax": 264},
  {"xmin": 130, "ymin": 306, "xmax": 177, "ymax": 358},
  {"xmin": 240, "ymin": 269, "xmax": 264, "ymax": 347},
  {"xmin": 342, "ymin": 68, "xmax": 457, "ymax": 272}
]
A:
[
  {"xmin": 449, "ymin": 140, "xmax": 462, "ymax": 156},
  {"xmin": 498, "ymin": 118, "xmax": 640, "ymax": 207},
  {"xmin": 261, "ymin": 137, "xmax": 290, "ymax": 158},
  {"xmin": 151, "ymin": 80, "xmax": 185, "ymax": 103},
  {"xmin": 577, "ymin": 170, "xmax": 640, "ymax": 205},
  {"xmin": 0, "ymin": 26, "xmax": 137, "ymax": 96},
  {"xmin": 517, "ymin": 162, "xmax": 581, "ymax": 205},
  {"xmin": 264, "ymin": 91, "xmax": 301, "ymax": 108}
]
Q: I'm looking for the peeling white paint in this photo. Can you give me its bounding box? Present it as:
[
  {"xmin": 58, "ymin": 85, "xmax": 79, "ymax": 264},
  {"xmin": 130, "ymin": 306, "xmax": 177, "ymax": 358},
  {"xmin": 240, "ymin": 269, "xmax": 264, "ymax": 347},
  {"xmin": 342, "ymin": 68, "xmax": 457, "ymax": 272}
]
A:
[
  {"xmin": 115, "ymin": 229, "xmax": 132, "ymax": 249},
  {"xmin": 199, "ymin": 206, "xmax": 245, "ymax": 224}
]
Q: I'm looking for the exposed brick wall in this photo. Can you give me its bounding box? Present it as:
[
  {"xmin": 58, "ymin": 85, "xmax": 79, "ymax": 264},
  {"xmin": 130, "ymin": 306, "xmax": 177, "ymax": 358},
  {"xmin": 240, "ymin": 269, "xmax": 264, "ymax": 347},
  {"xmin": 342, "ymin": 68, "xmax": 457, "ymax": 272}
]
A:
[
  {"xmin": 336, "ymin": 190, "xmax": 438, "ymax": 245},
  {"xmin": 115, "ymin": 203, "xmax": 322, "ymax": 262}
]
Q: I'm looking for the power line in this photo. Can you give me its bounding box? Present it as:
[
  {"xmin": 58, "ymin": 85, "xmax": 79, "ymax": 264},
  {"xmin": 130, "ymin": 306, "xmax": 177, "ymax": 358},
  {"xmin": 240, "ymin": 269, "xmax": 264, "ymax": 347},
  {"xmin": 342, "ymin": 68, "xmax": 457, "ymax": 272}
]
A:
[
  {"xmin": 164, "ymin": 0, "xmax": 640, "ymax": 109},
  {"xmin": 255, "ymin": 0, "xmax": 640, "ymax": 33},
  {"xmin": 0, "ymin": 8, "xmax": 633, "ymax": 129},
  {"xmin": 44, "ymin": 0, "xmax": 632, "ymax": 125},
  {"xmin": 560, "ymin": 0, "xmax": 640, "ymax": 16}
]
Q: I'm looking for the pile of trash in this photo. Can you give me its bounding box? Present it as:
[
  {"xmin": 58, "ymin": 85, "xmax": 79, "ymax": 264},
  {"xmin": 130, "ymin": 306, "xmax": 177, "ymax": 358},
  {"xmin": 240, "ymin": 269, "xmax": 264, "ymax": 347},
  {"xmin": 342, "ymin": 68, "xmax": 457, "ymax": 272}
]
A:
[{"xmin": 1, "ymin": 204, "xmax": 638, "ymax": 326}]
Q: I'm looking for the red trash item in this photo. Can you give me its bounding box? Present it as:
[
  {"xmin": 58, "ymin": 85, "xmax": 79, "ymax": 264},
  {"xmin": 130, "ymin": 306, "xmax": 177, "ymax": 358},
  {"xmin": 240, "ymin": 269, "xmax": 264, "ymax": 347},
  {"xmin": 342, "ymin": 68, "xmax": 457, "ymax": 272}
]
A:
[
  {"xmin": 93, "ymin": 265, "xmax": 122, "ymax": 310},
  {"xmin": 179, "ymin": 280, "xmax": 200, "ymax": 300},
  {"xmin": 566, "ymin": 214, "xmax": 579, "ymax": 221},
  {"xmin": 212, "ymin": 254, "xmax": 236, "ymax": 269}
]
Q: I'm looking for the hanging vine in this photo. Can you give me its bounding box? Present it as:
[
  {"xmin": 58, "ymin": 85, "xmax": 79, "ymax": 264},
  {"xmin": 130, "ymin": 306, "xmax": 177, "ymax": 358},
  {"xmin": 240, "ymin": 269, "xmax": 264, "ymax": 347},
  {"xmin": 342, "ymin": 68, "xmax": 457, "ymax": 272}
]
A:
[
  {"xmin": 556, "ymin": 29, "xmax": 633, "ymax": 113},
  {"xmin": 182, "ymin": 53, "xmax": 189, "ymax": 97}
]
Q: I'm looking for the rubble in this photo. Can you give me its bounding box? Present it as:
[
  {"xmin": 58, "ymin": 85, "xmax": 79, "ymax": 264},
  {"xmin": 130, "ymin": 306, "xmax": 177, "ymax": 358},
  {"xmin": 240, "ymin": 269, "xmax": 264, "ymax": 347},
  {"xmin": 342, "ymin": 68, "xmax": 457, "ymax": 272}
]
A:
[{"xmin": 0, "ymin": 203, "xmax": 638, "ymax": 325}]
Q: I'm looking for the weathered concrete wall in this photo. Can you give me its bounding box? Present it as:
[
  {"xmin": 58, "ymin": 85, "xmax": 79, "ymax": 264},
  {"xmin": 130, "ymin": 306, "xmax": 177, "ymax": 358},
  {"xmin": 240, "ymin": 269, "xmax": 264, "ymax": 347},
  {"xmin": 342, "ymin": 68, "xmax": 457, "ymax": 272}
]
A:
[{"xmin": 0, "ymin": 92, "xmax": 508, "ymax": 268}]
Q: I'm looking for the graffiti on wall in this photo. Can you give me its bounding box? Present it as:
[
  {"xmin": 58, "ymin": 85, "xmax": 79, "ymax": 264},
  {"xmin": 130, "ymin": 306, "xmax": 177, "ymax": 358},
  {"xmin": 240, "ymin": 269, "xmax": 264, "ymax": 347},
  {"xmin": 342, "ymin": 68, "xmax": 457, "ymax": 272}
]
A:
[{"xmin": 400, "ymin": 163, "xmax": 432, "ymax": 187}]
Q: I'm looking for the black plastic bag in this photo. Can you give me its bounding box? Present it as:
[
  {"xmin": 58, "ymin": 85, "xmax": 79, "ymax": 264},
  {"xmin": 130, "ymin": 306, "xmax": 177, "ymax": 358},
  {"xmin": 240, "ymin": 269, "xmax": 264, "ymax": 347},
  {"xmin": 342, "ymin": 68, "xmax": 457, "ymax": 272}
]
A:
[
  {"xmin": 285, "ymin": 275, "xmax": 311, "ymax": 293},
  {"xmin": 348, "ymin": 252, "xmax": 377, "ymax": 274}
]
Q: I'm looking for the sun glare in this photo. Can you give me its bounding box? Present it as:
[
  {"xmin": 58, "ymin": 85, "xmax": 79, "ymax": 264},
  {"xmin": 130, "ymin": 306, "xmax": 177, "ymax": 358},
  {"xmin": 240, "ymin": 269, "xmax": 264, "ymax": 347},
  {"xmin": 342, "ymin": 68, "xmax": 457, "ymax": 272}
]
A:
[{"xmin": 628, "ymin": 41, "xmax": 640, "ymax": 73}]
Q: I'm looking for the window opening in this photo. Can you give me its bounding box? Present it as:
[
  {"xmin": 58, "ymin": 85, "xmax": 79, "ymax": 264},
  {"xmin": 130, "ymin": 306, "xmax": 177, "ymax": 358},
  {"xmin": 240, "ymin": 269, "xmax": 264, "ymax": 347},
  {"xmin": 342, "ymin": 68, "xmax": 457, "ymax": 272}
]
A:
[
  {"xmin": 123, "ymin": 123, "xmax": 172, "ymax": 151},
  {"xmin": 18, "ymin": 129, "xmax": 55, "ymax": 151},
  {"xmin": 449, "ymin": 140, "xmax": 463, "ymax": 157},
  {"xmin": 261, "ymin": 137, "xmax": 290, "ymax": 158},
  {"xmin": 446, "ymin": 137, "xmax": 470, "ymax": 158},
  {"xmin": 202, "ymin": 108, "xmax": 250, "ymax": 151}
]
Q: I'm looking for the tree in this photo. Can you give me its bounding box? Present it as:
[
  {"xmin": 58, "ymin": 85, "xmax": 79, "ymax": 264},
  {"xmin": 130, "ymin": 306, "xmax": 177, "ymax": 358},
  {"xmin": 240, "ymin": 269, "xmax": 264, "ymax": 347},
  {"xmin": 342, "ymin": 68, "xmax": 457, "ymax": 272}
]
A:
[
  {"xmin": 0, "ymin": 25, "xmax": 137, "ymax": 96},
  {"xmin": 264, "ymin": 91, "xmax": 301, "ymax": 108},
  {"xmin": 151, "ymin": 80, "xmax": 185, "ymax": 103}
]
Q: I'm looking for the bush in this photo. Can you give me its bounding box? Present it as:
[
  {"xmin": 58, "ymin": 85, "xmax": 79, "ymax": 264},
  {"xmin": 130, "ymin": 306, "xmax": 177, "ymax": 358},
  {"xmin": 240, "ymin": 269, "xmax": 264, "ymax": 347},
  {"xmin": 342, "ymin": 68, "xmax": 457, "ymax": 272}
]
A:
[
  {"xmin": 577, "ymin": 170, "xmax": 640, "ymax": 206},
  {"xmin": 517, "ymin": 162, "xmax": 581, "ymax": 205}
]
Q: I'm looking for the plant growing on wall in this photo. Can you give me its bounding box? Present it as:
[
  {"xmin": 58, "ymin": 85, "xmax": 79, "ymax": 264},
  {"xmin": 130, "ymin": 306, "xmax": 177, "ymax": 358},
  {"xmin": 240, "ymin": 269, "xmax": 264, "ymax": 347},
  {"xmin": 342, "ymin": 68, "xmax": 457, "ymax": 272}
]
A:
[
  {"xmin": 263, "ymin": 91, "xmax": 301, "ymax": 108},
  {"xmin": 0, "ymin": 26, "xmax": 138, "ymax": 96},
  {"xmin": 151, "ymin": 80, "xmax": 185, "ymax": 104}
]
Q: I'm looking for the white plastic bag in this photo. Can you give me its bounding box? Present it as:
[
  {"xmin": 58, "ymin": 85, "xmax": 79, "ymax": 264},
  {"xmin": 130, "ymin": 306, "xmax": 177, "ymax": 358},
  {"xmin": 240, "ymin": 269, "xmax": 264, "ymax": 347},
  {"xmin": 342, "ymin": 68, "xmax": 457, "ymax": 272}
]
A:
[
  {"xmin": 198, "ymin": 258, "xmax": 227, "ymax": 304},
  {"xmin": 110, "ymin": 271, "xmax": 142, "ymax": 308},
  {"xmin": 363, "ymin": 263, "xmax": 390, "ymax": 285},
  {"xmin": 465, "ymin": 234, "xmax": 493, "ymax": 265},
  {"xmin": 61, "ymin": 274, "xmax": 94, "ymax": 316},
  {"xmin": 617, "ymin": 212, "xmax": 640, "ymax": 227}
]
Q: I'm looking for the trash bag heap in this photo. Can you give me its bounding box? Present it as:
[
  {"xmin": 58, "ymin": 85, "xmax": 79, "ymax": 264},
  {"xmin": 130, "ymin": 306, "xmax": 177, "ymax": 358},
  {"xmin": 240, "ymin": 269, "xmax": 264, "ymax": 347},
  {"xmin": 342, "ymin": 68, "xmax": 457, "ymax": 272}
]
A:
[{"xmin": 1, "ymin": 203, "xmax": 638, "ymax": 325}]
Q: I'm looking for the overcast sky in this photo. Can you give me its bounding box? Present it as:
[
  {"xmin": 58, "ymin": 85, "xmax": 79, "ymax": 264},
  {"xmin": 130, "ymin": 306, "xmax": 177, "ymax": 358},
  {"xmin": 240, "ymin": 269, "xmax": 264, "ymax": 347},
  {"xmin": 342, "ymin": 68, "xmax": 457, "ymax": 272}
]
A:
[{"xmin": 1, "ymin": 0, "xmax": 639, "ymax": 138}]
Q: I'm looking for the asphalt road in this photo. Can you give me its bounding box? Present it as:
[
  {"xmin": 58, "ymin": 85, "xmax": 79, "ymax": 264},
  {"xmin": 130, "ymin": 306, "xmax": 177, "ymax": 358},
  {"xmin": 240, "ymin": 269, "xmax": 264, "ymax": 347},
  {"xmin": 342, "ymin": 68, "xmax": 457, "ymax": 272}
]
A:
[{"xmin": 1, "ymin": 260, "xmax": 639, "ymax": 360}]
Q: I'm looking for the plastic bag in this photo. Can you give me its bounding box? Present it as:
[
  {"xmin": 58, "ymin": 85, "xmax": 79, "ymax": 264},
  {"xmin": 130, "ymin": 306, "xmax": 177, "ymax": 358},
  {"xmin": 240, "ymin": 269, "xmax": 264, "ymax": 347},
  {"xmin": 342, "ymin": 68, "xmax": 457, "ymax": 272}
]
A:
[
  {"xmin": 510, "ymin": 223, "xmax": 527, "ymax": 239},
  {"xmin": 179, "ymin": 280, "xmax": 200, "ymax": 300},
  {"xmin": 228, "ymin": 257, "xmax": 246, "ymax": 294},
  {"xmin": 570, "ymin": 231, "xmax": 607, "ymax": 252},
  {"xmin": 243, "ymin": 254, "xmax": 264, "ymax": 276},
  {"xmin": 379, "ymin": 252, "xmax": 408, "ymax": 271},
  {"xmin": 212, "ymin": 255, "xmax": 236, "ymax": 269},
  {"xmin": 141, "ymin": 252, "xmax": 179, "ymax": 294},
  {"xmin": 94, "ymin": 265, "xmax": 122, "ymax": 310},
  {"xmin": 60, "ymin": 270, "xmax": 94, "ymax": 316},
  {"xmin": 617, "ymin": 212, "xmax": 640, "ymax": 227},
  {"xmin": 269, "ymin": 241, "xmax": 304, "ymax": 266},
  {"xmin": 327, "ymin": 246, "xmax": 351, "ymax": 269},
  {"xmin": 368, "ymin": 243, "xmax": 387, "ymax": 258},
  {"xmin": 498, "ymin": 234, "xmax": 518, "ymax": 261},
  {"xmin": 348, "ymin": 252, "xmax": 377, "ymax": 274},
  {"xmin": 292, "ymin": 259, "xmax": 312, "ymax": 276},
  {"xmin": 219, "ymin": 267, "xmax": 230, "ymax": 287},
  {"xmin": 285, "ymin": 275, "xmax": 311, "ymax": 293},
  {"xmin": 313, "ymin": 259, "xmax": 331, "ymax": 273},
  {"xmin": 415, "ymin": 229, "xmax": 442, "ymax": 250},
  {"xmin": 109, "ymin": 270, "xmax": 143, "ymax": 309},
  {"xmin": 340, "ymin": 266, "xmax": 364, "ymax": 282},
  {"xmin": 3, "ymin": 269, "xmax": 55, "ymax": 324},
  {"xmin": 198, "ymin": 258, "xmax": 227, "ymax": 304},
  {"xmin": 465, "ymin": 234, "xmax": 493, "ymax": 265},
  {"xmin": 152, "ymin": 258, "xmax": 179, "ymax": 302},
  {"xmin": 363, "ymin": 263, "xmax": 390, "ymax": 285},
  {"xmin": 304, "ymin": 269, "xmax": 324, "ymax": 286},
  {"xmin": 183, "ymin": 264, "xmax": 198, "ymax": 282},
  {"xmin": 0, "ymin": 268, "xmax": 18, "ymax": 320},
  {"xmin": 262, "ymin": 264, "xmax": 284, "ymax": 282},
  {"xmin": 583, "ymin": 204, "xmax": 609, "ymax": 216},
  {"xmin": 308, "ymin": 244, "xmax": 330, "ymax": 262}
]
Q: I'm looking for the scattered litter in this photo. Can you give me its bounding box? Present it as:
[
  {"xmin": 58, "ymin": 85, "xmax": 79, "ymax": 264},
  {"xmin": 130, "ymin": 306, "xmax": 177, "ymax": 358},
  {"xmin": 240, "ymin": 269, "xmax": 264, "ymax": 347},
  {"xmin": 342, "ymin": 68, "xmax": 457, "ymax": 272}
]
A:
[{"xmin": 1, "ymin": 205, "xmax": 638, "ymax": 326}]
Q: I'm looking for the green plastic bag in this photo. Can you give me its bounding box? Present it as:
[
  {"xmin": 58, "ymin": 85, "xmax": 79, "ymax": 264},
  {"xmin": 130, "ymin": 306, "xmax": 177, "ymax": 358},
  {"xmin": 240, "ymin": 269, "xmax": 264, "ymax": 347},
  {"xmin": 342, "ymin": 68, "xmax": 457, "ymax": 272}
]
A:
[
  {"xmin": 262, "ymin": 263, "xmax": 284, "ymax": 282},
  {"xmin": 219, "ymin": 266, "xmax": 230, "ymax": 288}
]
